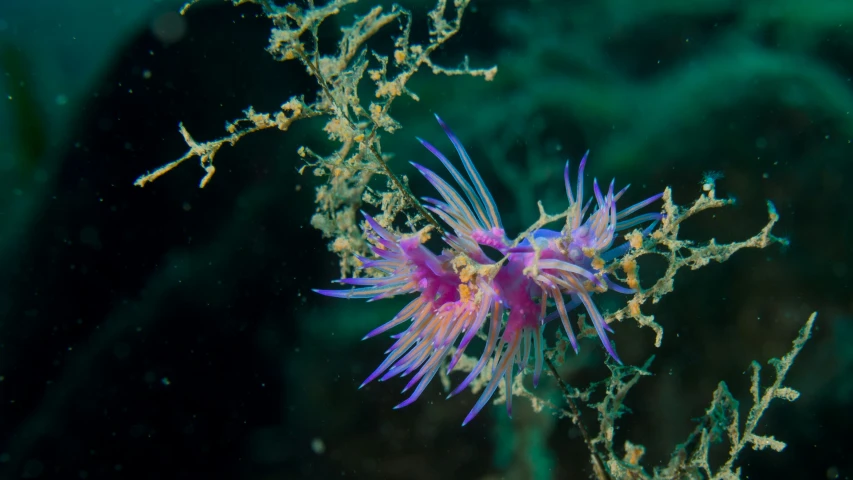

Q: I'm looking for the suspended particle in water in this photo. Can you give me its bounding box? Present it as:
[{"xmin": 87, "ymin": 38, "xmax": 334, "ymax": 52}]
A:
[{"xmin": 311, "ymin": 438, "xmax": 325, "ymax": 455}]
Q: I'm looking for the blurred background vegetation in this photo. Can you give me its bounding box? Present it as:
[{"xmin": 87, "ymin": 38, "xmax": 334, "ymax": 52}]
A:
[{"xmin": 0, "ymin": 0, "xmax": 849, "ymax": 478}]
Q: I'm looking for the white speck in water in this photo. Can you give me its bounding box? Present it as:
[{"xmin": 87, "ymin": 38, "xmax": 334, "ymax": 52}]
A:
[{"xmin": 311, "ymin": 438, "xmax": 326, "ymax": 455}]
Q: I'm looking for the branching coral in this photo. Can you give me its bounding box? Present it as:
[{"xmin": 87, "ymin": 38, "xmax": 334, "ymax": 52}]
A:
[
  {"xmin": 133, "ymin": 1, "xmax": 816, "ymax": 479},
  {"xmin": 134, "ymin": 0, "xmax": 496, "ymax": 276}
]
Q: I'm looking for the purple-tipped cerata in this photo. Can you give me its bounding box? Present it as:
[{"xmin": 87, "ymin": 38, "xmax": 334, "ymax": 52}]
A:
[{"xmin": 315, "ymin": 114, "xmax": 664, "ymax": 426}]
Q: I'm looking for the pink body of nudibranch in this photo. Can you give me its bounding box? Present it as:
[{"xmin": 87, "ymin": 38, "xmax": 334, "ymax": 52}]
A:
[{"xmin": 315, "ymin": 115, "xmax": 663, "ymax": 425}]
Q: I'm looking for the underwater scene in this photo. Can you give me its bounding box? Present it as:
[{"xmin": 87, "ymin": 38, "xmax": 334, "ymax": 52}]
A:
[{"xmin": 0, "ymin": 0, "xmax": 850, "ymax": 478}]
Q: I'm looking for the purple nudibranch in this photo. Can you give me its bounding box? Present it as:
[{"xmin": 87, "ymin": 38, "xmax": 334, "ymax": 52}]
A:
[{"xmin": 315, "ymin": 114, "xmax": 663, "ymax": 425}]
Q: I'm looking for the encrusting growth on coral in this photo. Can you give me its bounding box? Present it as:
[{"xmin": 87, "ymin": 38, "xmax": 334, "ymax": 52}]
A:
[
  {"xmin": 134, "ymin": 1, "xmax": 814, "ymax": 479},
  {"xmin": 652, "ymin": 312, "xmax": 817, "ymax": 480},
  {"xmin": 135, "ymin": 0, "xmax": 496, "ymax": 276}
]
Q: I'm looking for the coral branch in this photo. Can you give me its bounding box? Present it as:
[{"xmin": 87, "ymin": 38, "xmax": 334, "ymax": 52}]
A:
[{"xmin": 135, "ymin": 0, "xmax": 495, "ymax": 275}]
